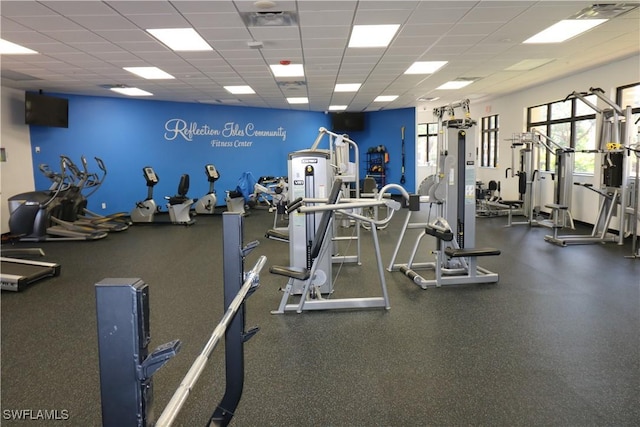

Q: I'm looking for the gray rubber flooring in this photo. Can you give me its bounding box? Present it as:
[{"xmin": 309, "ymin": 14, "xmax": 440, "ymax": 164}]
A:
[{"xmin": 1, "ymin": 208, "xmax": 639, "ymax": 426}]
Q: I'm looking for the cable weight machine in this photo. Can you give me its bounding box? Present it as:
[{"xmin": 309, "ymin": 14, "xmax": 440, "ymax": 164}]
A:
[
  {"xmin": 391, "ymin": 100, "xmax": 501, "ymax": 288},
  {"xmin": 544, "ymin": 87, "xmax": 633, "ymax": 246}
]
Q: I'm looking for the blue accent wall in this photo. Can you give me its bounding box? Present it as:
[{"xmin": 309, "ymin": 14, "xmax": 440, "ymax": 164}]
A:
[
  {"xmin": 28, "ymin": 94, "xmax": 415, "ymax": 214},
  {"xmin": 348, "ymin": 108, "xmax": 416, "ymax": 192}
]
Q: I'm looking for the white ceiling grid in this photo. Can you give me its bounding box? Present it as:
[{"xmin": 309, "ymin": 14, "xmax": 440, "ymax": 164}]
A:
[{"xmin": 1, "ymin": 0, "xmax": 638, "ymax": 111}]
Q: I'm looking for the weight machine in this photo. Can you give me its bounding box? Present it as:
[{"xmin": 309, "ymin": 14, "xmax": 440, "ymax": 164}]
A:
[
  {"xmin": 544, "ymin": 87, "xmax": 633, "ymax": 246},
  {"xmin": 390, "ymin": 100, "xmax": 501, "ymax": 288},
  {"xmin": 286, "ymin": 128, "xmax": 363, "ymax": 286},
  {"xmin": 270, "ymin": 179, "xmax": 401, "ymax": 313},
  {"xmin": 503, "ymin": 130, "xmax": 575, "ymax": 229}
]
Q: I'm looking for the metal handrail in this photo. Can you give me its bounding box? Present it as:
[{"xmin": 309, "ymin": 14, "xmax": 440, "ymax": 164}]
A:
[{"xmin": 155, "ymin": 255, "xmax": 267, "ymax": 427}]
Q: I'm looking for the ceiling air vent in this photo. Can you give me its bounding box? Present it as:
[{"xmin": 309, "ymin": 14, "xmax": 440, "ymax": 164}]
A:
[
  {"xmin": 277, "ymin": 80, "xmax": 307, "ymax": 90},
  {"xmin": 571, "ymin": 3, "xmax": 638, "ymax": 19},
  {"xmin": 241, "ymin": 11, "xmax": 298, "ymax": 27}
]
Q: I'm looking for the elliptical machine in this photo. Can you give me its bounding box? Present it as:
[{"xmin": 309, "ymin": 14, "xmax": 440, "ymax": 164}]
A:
[
  {"xmin": 195, "ymin": 164, "xmax": 219, "ymax": 214},
  {"xmin": 8, "ymin": 157, "xmax": 107, "ymax": 241}
]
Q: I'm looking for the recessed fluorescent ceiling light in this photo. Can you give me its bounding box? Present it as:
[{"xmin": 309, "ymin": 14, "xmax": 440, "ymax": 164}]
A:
[
  {"xmin": 505, "ymin": 58, "xmax": 555, "ymax": 71},
  {"xmin": 287, "ymin": 97, "xmax": 308, "ymax": 104},
  {"xmin": 0, "ymin": 39, "xmax": 38, "ymax": 54},
  {"xmin": 437, "ymin": 80, "xmax": 473, "ymax": 90},
  {"xmin": 374, "ymin": 95, "xmax": 398, "ymax": 102},
  {"xmin": 224, "ymin": 85, "xmax": 255, "ymax": 94},
  {"xmin": 110, "ymin": 87, "xmax": 153, "ymax": 96},
  {"xmin": 146, "ymin": 28, "xmax": 212, "ymax": 51},
  {"xmin": 349, "ymin": 24, "xmax": 400, "ymax": 48},
  {"xmin": 335, "ymin": 83, "xmax": 361, "ymax": 92},
  {"xmin": 124, "ymin": 67, "xmax": 174, "ymax": 79},
  {"xmin": 404, "ymin": 61, "xmax": 448, "ymax": 74},
  {"xmin": 329, "ymin": 105, "xmax": 348, "ymax": 111},
  {"xmin": 270, "ymin": 64, "xmax": 305, "ymax": 77},
  {"xmin": 523, "ymin": 19, "xmax": 607, "ymax": 44}
]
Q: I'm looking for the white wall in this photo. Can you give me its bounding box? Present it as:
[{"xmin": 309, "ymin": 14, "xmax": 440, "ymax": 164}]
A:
[
  {"xmin": 417, "ymin": 55, "xmax": 639, "ymax": 228},
  {"xmin": 1, "ymin": 86, "xmax": 34, "ymax": 234}
]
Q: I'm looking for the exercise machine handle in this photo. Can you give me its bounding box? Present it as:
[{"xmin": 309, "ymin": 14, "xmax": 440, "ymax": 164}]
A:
[{"xmin": 286, "ymin": 197, "xmax": 304, "ymax": 213}]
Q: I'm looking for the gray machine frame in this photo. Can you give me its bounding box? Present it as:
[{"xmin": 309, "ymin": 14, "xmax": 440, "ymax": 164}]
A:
[{"xmin": 96, "ymin": 213, "xmax": 264, "ymax": 427}]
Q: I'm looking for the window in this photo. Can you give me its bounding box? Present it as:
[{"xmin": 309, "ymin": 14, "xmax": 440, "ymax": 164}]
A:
[
  {"xmin": 480, "ymin": 114, "xmax": 499, "ymax": 167},
  {"xmin": 417, "ymin": 122, "xmax": 438, "ymax": 165},
  {"xmin": 616, "ymin": 83, "xmax": 640, "ymax": 177},
  {"xmin": 527, "ymin": 96, "xmax": 597, "ymax": 174}
]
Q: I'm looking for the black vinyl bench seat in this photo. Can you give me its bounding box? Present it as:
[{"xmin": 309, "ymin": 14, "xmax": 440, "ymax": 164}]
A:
[
  {"xmin": 444, "ymin": 247, "xmax": 501, "ymax": 258},
  {"xmin": 425, "ymin": 226, "xmax": 454, "ymax": 242},
  {"xmin": 486, "ymin": 199, "xmax": 522, "ymax": 208},
  {"xmin": 545, "ymin": 203, "xmax": 569, "ymax": 210}
]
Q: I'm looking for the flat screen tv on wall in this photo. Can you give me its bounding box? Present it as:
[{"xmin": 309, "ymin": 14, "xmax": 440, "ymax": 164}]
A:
[
  {"xmin": 331, "ymin": 112, "xmax": 365, "ymax": 132},
  {"xmin": 25, "ymin": 92, "xmax": 69, "ymax": 128}
]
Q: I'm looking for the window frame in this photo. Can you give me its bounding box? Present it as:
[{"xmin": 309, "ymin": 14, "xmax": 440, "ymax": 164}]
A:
[
  {"xmin": 526, "ymin": 97, "xmax": 597, "ymax": 174},
  {"xmin": 417, "ymin": 122, "xmax": 438, "ymax": 165},
  {"xmin": 480, "ymin": 114, "xmax": 499, "ymax": 168},
  {"xmin": 616, "ymin": 82, "xmax": 640, "ymax": 178}
]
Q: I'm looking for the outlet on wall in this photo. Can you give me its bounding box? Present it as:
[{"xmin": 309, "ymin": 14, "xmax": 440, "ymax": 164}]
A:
[{"xmin": 101, "ymin": 203, "xmax": 107, "ymax": 209}]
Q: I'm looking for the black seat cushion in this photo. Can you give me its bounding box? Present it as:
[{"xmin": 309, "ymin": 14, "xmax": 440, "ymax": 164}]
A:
[{"xmin": 444, "ymin": 247, "xmax": 501, "ymax": 257}]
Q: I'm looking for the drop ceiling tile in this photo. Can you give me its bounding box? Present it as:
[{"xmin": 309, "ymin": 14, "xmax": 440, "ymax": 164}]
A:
[
  {"xmin": 44, "ymin": 30, "xmax": 109, "ymax": 44},
  {"xmin": 398, "ymin": 24, "xmax": 456, "ymax": 37},
  {"xmin": 248, "ymin": 26, "xmax": 301, "ymax": 41},
  {"xmin": 390, "ymin": 36, "xmax": 439, "ymax": 48},
  {"xmin": 173, "ymin": 1, "xmax": 237, "ymax": 14},
  {"xmin": 353, "ymin": 9, "xmax": 413, "ymax": 25},
  {"xmin": 299, "ymin": 10, "xmax": 355, "ymax": 27},
  {"xmin": 106, "ymin": 1, "xmax": 178, "ymax": 15},
  {"xmin": 125, "ymin": 13, "xmax": 191, "ymax": 29},
  {"xmin": 460, "ymin": 6, "xmax": 531, "ymax": 23},
  {"xmin": 302, "ymin": 38, "xmax": 346, "ymax": 49},
  {"xmin": 1, "ymin": 17, "xmax": 36, "ymax": 33},
  {"xmin": 408, "ymin": 6, "xmax": 470, "ymax": 24},
  {"xmin": 301, "ymin": 26, "xmax": 351, "ymax": 39},
  {"xmin": 0, "ymin": 1, "xmax": 58, "ymax": 16},
  {"xmin": 68, "ymin": 15, "xmax": 140, "ymax": 31},
  {"xmin": 41, "ymin": 1, "xmax": 120, "ymax": 16},
  {"xmin": 9, "ymin": 15, "xmax": 86, "ymax": 31},
  {"xmin": 183, "ymin": 13, "xmax": 246, "ymax": 29}
]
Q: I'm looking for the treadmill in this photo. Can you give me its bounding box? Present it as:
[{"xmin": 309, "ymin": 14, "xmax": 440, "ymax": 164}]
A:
[{"xmin": 1, "ymin": 249, "xmax": 61, "ymax": 292}]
